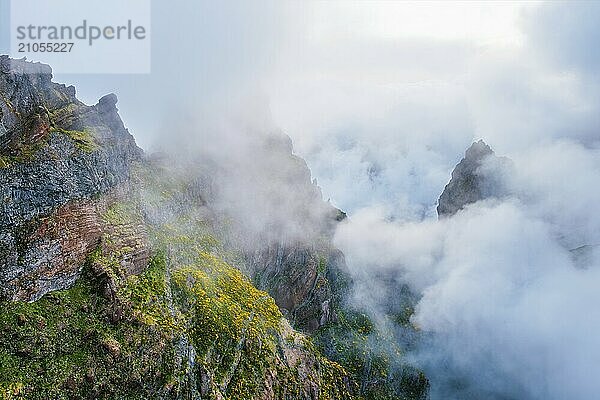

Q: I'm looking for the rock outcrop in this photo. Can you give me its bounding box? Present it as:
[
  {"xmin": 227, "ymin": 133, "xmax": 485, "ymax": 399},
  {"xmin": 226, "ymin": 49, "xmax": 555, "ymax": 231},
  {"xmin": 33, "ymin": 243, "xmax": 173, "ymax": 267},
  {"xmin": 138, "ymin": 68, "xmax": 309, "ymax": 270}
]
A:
[
  {"xmin": 248, "ymin": 244, "xmax": 347, "ymax": 332},
  {"xmin": 437, "ymin": 140, "xmax": 508, "ymax": 217},
  {"xmin": 0, "ymin": 56, "xmax": 142, "ymax": 301}
]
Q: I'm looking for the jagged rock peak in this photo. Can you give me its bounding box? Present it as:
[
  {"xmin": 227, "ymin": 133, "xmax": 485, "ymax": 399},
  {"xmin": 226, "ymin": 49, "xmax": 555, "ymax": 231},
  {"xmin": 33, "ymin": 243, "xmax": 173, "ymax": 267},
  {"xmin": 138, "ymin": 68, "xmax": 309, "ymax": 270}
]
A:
[
  {"xmin": 0, "ymin": 55, "xmax": 53, "ymax": 77},
  {"xmin": 465, "ymin": 139, "xmax": 493, "ymax": 160},
  {"xmin": 98, "ymin": 92, "xmax": 118, "ymax": 108},
  {"xmin": 437, "ymin": 139, "xmax": 496, "ymax": 217}
]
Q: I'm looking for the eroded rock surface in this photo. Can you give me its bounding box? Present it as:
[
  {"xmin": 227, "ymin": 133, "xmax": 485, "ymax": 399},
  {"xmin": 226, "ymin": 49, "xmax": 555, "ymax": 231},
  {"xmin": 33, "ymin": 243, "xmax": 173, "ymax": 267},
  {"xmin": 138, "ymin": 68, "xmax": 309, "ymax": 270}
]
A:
[
  {"xmin": 248, "ymin": 244, "xmax": 347, "ymax": 332},
  {"xmin": 437, "ymin": 140, "xmax": 510, "ymax": 217},
  {"xmin": 0, "ymin": 56, "xmax": 142, "ymax": 301}
]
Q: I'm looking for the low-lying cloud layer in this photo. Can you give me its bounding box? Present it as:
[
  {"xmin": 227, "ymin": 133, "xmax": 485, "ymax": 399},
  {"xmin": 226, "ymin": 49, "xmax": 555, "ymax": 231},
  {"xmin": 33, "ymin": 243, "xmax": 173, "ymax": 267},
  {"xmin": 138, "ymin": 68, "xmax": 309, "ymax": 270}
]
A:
[
  {"xmin": 336, "ymin": 192, "xmax": 600, "ymax": 399},
  {"xmin": 322, "ymin": 3, "xmax": 600, "ymax": 398}
]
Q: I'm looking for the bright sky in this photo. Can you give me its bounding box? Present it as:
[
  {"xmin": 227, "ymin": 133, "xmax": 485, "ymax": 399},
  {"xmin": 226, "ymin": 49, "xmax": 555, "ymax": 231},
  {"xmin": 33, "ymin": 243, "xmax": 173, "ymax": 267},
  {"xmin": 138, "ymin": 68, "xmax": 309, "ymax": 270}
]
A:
[{"xmin": 307, "ymin": 1, "xmax": 540, "ymax": 47}]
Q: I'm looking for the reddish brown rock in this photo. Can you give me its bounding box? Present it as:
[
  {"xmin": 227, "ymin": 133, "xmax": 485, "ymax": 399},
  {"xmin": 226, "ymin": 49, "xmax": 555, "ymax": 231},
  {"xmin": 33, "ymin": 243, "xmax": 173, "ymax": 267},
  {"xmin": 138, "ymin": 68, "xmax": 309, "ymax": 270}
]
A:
[
  {"xmin": 8, "ymin": 199, "xmax": 105, "ymax": 301},
  {"xmin": 0, "ymin": 57, "xmax": 143, "ymax": 301}
]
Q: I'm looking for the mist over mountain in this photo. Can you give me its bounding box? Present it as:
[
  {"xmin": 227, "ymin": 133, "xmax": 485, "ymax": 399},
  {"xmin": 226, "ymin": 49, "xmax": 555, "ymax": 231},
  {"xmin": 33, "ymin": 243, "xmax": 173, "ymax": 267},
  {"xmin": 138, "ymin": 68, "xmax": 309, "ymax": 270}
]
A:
[
  {"xmin": 320, "ymin": 4, "xmax": 600, "ymax": 398},
  {"xmin": 0, "ymin": 56, "xmax": 428, "ymax": 399},
  {"xmin": 2, "ymin": 1, "xmax": 600, "ymax": 399}
]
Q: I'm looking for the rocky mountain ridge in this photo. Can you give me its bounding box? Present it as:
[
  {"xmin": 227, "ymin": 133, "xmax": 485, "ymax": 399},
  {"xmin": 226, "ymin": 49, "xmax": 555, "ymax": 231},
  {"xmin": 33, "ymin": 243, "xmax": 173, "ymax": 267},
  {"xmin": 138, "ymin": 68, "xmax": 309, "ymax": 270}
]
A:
[
  {"xmin": 0, "ymin": 56, "xmax": 143, "ymax": 301},
  {"xmin": 0, "ymin": 57, "xmax": 428, "ymax": 399},
  {"xmin": 0, "ymin": 57, "xmax": 351, "ymax": 399}
]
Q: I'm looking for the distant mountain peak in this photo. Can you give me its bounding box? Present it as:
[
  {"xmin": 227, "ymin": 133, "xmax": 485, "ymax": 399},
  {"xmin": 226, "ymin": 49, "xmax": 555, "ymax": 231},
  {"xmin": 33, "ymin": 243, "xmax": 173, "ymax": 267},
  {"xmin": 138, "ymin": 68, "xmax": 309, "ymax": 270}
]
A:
[
  {"xmin": 437, "ymin": 140, "xmax": 501, "ymax": 217},
  {"xmin": 465, "ymin": 139, "xmax": 493, "ymax": 160}
]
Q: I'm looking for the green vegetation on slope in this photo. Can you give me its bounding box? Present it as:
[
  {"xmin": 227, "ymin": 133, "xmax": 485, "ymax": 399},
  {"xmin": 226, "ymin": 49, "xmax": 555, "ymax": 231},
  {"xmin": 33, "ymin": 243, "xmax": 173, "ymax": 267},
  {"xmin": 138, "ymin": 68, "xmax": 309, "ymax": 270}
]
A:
[
  {"xmin": 173, "ymin": 252, "xmax": 282, "ymax": 384},
  {"xmin": 0, "ymin": 257, "xmax": 176, "ymax": 400},
  {"xmin": 50, "ymin": 128, "xmax": 98, "ymax": 153},
  {"xmin": 0, "ymin": 140, "xmax": 46, "ymax": 169},
  {"xmin": 0, "ymin": 195, "xmax": 353, "ymax": 399},
  {"xmin": 314, "ymin": 309, "xmax": 428, "ymax": 400},
  {"xmin": 0, "ymin": 111, "xmax": 99, "ymax": 169}
]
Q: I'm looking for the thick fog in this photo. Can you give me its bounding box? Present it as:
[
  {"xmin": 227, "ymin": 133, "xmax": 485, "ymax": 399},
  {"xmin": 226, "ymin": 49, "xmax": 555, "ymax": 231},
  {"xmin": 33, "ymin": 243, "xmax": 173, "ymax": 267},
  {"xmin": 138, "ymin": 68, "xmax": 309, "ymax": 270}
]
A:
[
  {"xmin": 335, "ymin": 142, "xmax": 600, "ymax": 398},
  {"xmin": 330, "ymin": 3, "xmax": 600, "ymax": 398},
  {"xmin": 149, "ymin": 100, "xmax": 337, "ymax": 251},
  {"xmin": 149, "ymin": 3, "xmax": 600, "ymax": 398}
]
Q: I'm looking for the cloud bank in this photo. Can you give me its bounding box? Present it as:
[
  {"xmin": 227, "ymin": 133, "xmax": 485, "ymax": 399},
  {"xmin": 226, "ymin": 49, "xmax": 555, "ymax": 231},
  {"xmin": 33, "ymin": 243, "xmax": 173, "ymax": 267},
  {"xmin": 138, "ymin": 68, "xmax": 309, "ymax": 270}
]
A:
[{"xmin": 331, "ymin": 3, "xmax": 600, "ymax": 398}]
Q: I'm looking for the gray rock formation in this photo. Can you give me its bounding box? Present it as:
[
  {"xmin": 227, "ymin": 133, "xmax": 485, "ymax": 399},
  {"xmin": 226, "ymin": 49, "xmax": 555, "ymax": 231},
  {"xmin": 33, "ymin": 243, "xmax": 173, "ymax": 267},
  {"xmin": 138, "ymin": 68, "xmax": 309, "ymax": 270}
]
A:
[
  {"xmin": 248, "ymin": 244, "xmax": 349, "ymax": 332},
  {"xmin": 437, "ymin": 140, "xmax": 508, "ymax": 217},
  {"xmin": 0, "ymin": 56, "xmax": 142, "ymax": 301}
]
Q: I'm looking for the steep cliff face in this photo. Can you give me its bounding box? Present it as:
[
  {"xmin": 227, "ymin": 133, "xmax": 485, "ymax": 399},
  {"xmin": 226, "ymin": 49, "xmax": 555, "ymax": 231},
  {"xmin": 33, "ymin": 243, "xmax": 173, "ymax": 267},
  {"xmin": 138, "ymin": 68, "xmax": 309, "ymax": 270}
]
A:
[
  {"xmin": 0, "ymin": 56, "xmax": 142, "ymax": 301},
  {"xmin": 239, "ymin": 140, "xmax": 350, "ymax": 333},
  {"xmin": 248, "ymin": 244, "xmax": 346, "ymax": 333},
  {"xmin": 148, "ymin": 125, "xmax": 350, "ymax": 334}
]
